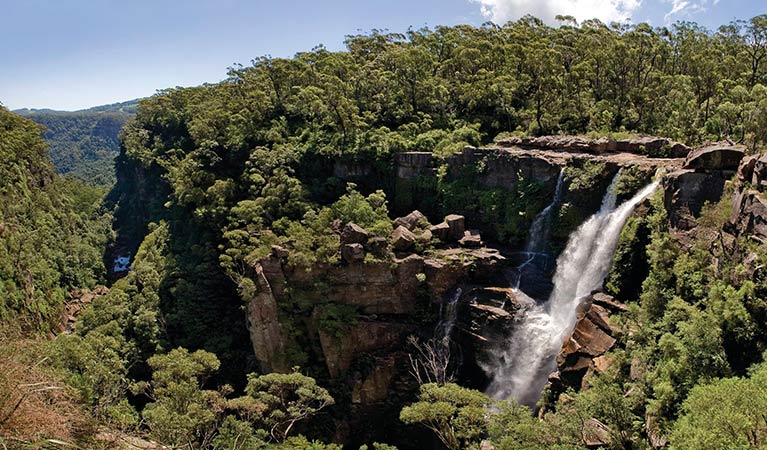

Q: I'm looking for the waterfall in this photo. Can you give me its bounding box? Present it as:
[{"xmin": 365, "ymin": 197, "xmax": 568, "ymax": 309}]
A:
[
  {"xmin": 525, "ymin": 169, "xmax": 566, "ymax": 254},
  {"xmin": 513, "ymin": 169, "xmax": 566, "ymax": 289},
  {"xmin": 436, "ymin": 287, "xmax": 463, "ymax": 343},
  {"xmin": 484, "ymin": 174, "xmax": 659, "ymax": 406}
]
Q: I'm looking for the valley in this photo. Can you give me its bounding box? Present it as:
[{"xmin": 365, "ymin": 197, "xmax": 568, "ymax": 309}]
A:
[{"xmin": 2, "ymin": 13, "xmax": 767, "ymax": 450}]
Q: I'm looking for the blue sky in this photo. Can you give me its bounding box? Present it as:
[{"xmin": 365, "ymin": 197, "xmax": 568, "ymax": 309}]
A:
[{"xmin": 0, "ymin": 0, "xmax": 762, "ymax": 111}]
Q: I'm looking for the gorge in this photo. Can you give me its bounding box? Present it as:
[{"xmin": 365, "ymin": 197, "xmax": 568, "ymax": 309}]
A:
[{"xmin": 4, "ymin": 13, "xmax": 767, "ymax": 449}]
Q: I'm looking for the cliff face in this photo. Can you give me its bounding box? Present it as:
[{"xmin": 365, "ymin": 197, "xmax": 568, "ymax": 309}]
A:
[
  {"xmin": 242, "ymin": 213, "xmax": 507, "ymax": 446},
  {"xmin": 394, "ymin": 140, "xmax": 681, "ymax": 250},
  {"xmin": 392, "ymin": 139, "xmax": 756, "ymax": 402},
  {"xmin": 113, "ymin": 126, "xmax": 762, "ymax": 446}
]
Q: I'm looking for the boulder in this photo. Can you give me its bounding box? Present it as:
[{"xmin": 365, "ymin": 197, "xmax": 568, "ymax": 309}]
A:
[
  {"xmin": 459, "ymin": 229, "xmax": 483, "ymax": 248},
  {"xmin": 341, "ymin": 243, "xmax": 365, "ymax": 263},
  {"xmin": 739, "ymin": 155, "xmax": 758, "ymax": 183},
  {"xmin": 430, "ymin": 222, "xmax": 450, "ymax": 241},
  {"xmin": 445, "ymin": 214, "xmax": 465, "ymax": 241},
  {"xmin": 583, "ymin": 419, "xmax": 611, "ymax": 448},
  {"xmin": 341, "ymin": 222, "xmax": 370, "ymax": 245},
  {"xmin": 684, "ymin": 144, "xmax": 745, "ymax": 170},
  {"xmin": 593, "ymin": 355, "xmax": 613, "ymax": 373},
  {"xmin": 391, "ymin": 225, "xmax": 416, "ymax": 251},
  {"xmin": 752, "ymin": 155, "xmax": 767, "ymax": 190},
  {"xmin": 394, "ymin": 210, "xmax": 429, "ymax": 231},
  {"xmin": 480, "ymin": 441, "xmax": 496, "ymax": 450},
  {"xmin": 329, "ymin": 218, "xmax": 344, "ymax": 235}
]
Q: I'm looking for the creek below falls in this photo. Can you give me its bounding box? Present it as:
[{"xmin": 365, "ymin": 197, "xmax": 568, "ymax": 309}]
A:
[{"xmin": 441, "ymin": 170, "xmax": 659, "ymax": 408}]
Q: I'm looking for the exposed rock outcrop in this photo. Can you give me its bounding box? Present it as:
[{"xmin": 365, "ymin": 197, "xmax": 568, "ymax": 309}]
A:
[
  {"xmin": 445, "ymin": 214, "xmax": 465, "ymax": 241},
  {"xmin": 341, "ymin": 243, "xmax": 365, "ymax": 263},
  {"xmin": 245, "ymin": 238, "xmax": 507, "ymax": 376},
  {"xmin": 663, "ymin": 169, "xmax": 730, "ymax": 229},
  {"xmin": 459, "ymin": 229, "xmax": 483, "ymax": 248},
  {"xmin": 243, "ymin": 228, "xmax": 508, "ymax": 447},
  {"xmin": 430, "ymin": 222, "xmax": 450, "ymax": 241},
  {"xmin": 460, "ymin": 287, "xmax": 535, "ymax": 345},
  {"xmin": 728, "ymin": 189, "xmax": 767, "ymax": 243},
  {"xmin": 55, "ymin": 286, "xmax": 109, "ymax": 335},
  {"xmin": 551, "ymin": 292, "xmax": 625, "ymax": 393},
  {"xmin": 496, "ymin": 135, "xmax": 689, "ymax": 157},
  {"xmin": 351, "ymin": 356, "xmax": 399, "ymax": 405},
  {"xmin": 394, "ymin": 210, "xmax": 428, "ymax": 231},
  {"xmin": 341, "ymin": 222, "xmax": 370, "ymax": 245},
  {"xmin": 394, "ymin": 152, "xmax": 435, "ymax": 179},
  {"xmin": 683, "ymin": 144, "xmax": 745, "ymax": 171},
  {"xmin": 319, "ymin": 321, "xmax": 413, "ymax": 378},
  {"xmin": 391, "ymin": 225, "xmax": 416, "ymax": 251},
  {"xmin": 749, "ymin": 154, "xmax": 767, "ymax": 191},
  {"xmin": 245, "ymin": 258, "xmax": 291, "ymax": 373}
]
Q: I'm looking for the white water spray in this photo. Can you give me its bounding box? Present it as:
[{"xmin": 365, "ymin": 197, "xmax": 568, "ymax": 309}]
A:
[
  {"xmin": 484, "ymin": 174, "xmax": 659, "ymax": 406},
  {"xmin": 436, "ymin": 287, "xmax": 463, "ymax": 343},
  {"xmin": 526, "ymin": 169, "xmax": 566, "ymax": 255},
  {"xmin": 512, "ymin": 170, "xmax": 566, "ymax": 289}
]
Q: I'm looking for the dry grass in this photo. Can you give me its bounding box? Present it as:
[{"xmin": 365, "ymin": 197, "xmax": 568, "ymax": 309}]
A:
[{"xmin": 0, "ymin": 324, "xmax": 96, "ymax": 449}]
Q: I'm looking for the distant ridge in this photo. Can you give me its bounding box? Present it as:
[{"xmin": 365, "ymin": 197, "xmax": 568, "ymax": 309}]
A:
[
  {"xmin": 12, "ymin": 98, "xmax": 144, "ymax": 186},
  {"xmin": 14, "ymin": 98, "xmax": 143, "ymax": 116}
]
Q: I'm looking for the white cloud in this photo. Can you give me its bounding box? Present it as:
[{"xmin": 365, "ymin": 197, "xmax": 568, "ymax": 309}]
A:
[
  {"xmin": 471, "ymin": 0, "xmax": 642, "ymax": 25},
  {"xmin": 663, "ymin": 0, "xmax": 709, "ymax": 23}
]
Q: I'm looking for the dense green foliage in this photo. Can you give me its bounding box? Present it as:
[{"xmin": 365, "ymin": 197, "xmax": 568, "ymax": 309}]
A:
[
  {"xmin": 18, "ymin": 108, "xmax": 132, "ymax": 185},
  {"xmin": 400, "ymin": 383, "xmax": 588, "ymax": 450},
  {"xmin": 7, "ymin": 12, "xmax": 767, "ymax": 450},
  {"xmin": 670, "ymin": 363, "xmax": 767, "ymax": 450},
  {"xmin": 400, "ymin": 383, "xmax": 489, "ymax": 450},
  {"xmin": 0, "ymin": 106, "xmax": 110, "ymax": 327}
]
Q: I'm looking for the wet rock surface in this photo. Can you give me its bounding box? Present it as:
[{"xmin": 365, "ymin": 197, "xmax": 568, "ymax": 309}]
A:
[{"xmin": 551, "ymin": 292, "xmax": 625, "ymax": 393}]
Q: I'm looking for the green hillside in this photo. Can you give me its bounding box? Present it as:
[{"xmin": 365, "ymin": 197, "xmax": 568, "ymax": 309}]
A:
[{"xmin": 15, "ymin": 99, "xmax": 140, "ymax": 185}]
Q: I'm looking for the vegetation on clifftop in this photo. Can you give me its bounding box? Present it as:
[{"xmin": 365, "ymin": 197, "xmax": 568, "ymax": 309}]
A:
[{"xmin": 5, "ymin": 11, "xmax": 767, "ymax": 450}]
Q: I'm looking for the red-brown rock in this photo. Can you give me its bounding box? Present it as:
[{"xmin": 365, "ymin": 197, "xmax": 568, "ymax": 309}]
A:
[
  {"xmin": 445, "ymin": 214, "xmax": 465, "ymax": 241},
  {"xmin": 341, "ymin": 222, "xmax": 370, "ymax": 245},
  {"xmin": 394, "ymin": 210, "xmax": 428, "ymax": 231},
  {"xmin": 391, "ymin": 225, "xmax": 416, "ymax": 251}
]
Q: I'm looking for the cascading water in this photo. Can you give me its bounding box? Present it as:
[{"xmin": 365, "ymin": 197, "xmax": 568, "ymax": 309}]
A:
[
  {"xmin": 512, "ymin": 169, "xmax": 565, "ymax": 289},
  {"xmin": 483, "ymin": 173, "xmax": 659, "ymax": 406},
  {"xmin": 525, "ymin": 169, "xmax": 566, "ymax": 255},
  {"xmin": 436, "ymin": 287, "xmax": 463, "ymax": 343}
]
